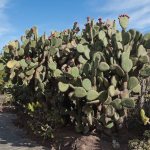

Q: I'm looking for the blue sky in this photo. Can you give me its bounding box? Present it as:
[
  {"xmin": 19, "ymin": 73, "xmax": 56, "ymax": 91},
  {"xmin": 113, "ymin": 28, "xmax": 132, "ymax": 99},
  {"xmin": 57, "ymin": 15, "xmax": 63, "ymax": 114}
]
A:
[{"xmin": 0, "ymin": 0, "xmax": 150, "ymax": 51}]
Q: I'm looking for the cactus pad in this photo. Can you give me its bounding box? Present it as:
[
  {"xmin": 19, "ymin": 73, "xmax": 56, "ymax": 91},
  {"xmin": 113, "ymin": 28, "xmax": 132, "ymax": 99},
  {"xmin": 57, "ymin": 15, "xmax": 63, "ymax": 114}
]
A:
[
  {"xmin": 98, "ymin": 62, "xmax": 110, "ymax": 71},
  {"xmin": 74, "ymin": 87, "xmax": 87, "ymax": 98},
  {"xmin": 0, "ymin": 63, "xmax": 4, "ymax": 71},
  {"xmin": 77, "ymin": 44, "xmax": 85, "ymax": 53},
  {"xmin": 111, "ymin": 64, "xmax": 125, "ymax": 77},
  {"xmin": 128, "ymin": 76, "xmax": 139, "ymax": 90},
  {"xmin": 6, "ymin": 60, "xmax": 17, "ymax": 69},
  {"xmin": 111, "ymin": 98, "xmax": 122, "ymax": 110},
  {"xmin": 105, "ymin": 105, "xmax": 115, "ymax": 117},
  {"xmin": 54, "ymin": 69, "xmax": 63, "ymax": 78},
  {"xmin": 140, "ymin": 65, "xmax": 150, "ymax": 77},
  {"xmin": 98, "ymin": 30, "xmax": 106, "ymax": 40},
  {"xmin": 132, "ymin": 84, "xmax": 141, "ymax": 93},
  {"xmin": 118, "ymin": 15, "xmax": 129, "ymax": 30},
  {"xmin": 58, "ymin": 82, "xmax": 69, "ymax": 92},
  {"xmin": 82, "ymin": 78, "xmax": 92, "ymax": 91},
  {"xmin": 86, "ymin": 90, "xmax": 99, "ymax": 101},
  {"xmin": 70, "ymin": 67, "xmax": 79, "ymax": 78},
  {"xmin": 48, "ymin": 61, "xmax": 57, "ymax": 71},
  {"xmin": 137, "ymin": 45, "xmax": 147, "ymax": 57},
  {"xmin": 121, "ymin": 98, "xmax": 135, "ymax": 108}
]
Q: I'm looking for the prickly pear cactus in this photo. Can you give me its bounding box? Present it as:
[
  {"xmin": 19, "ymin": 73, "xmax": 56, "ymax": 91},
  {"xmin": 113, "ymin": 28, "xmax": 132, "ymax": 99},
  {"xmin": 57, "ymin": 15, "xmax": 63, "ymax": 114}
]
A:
[{"xmin": 0, "ymin": 14, "xmax": 150, "ymax": 135}]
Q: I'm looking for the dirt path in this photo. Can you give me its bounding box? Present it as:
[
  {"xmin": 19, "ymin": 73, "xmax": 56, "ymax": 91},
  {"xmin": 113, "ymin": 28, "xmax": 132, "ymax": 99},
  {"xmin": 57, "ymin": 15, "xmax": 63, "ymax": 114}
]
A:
[
  {"xmin": 0, "ymin": 112, "xmax": 49, "ymax": 150},
  {"xmin": 0, "ymin": 95, "xmax": 49, "ymax": 150},
  {"xmin": 0, "ymin": 95, "xmax": 129, "ymax": 150}
]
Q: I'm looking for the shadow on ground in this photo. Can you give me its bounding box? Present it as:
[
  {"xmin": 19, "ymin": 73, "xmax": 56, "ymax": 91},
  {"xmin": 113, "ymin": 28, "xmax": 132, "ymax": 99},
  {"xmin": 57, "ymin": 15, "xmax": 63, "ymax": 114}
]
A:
[{"xmin": 0, "ymin": 112, "xmax": 49, "ymax": 150}]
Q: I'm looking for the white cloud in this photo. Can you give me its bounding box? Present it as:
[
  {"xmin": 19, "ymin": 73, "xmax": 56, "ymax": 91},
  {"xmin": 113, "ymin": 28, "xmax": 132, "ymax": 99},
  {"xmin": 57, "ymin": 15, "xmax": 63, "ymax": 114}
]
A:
[
  {"xmin": 87, "ymin": 0, "xmax": 150, "ymax": 32},
  {"xmin": 0, "ymin": 0, "xmax": 8, "ymax": 8},
  {"xmin": 0, "ymin": 0, "xmax": 15, "ymax": 50},
  {"xmin": 0, "ymin": 0, "xmax": 12, "ymax": 35}
]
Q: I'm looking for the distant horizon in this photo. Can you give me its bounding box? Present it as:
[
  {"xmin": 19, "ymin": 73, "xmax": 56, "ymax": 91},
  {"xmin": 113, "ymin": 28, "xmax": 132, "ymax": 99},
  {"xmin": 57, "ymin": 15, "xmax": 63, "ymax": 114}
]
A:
[{"xmin": 0, "ymin": 0, "xmax": 150, "ymax": 51}]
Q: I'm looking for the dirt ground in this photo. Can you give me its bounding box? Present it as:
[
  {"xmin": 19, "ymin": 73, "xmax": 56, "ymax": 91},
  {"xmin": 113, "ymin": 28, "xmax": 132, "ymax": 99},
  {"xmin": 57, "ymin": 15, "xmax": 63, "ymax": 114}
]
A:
[
  {"xmin": 0, "ymin": 95, "xmax": 135, "ymax": 150},
  {"xmin": 49, "ymin": 126, "xmax": 133, "ymax": 150}
]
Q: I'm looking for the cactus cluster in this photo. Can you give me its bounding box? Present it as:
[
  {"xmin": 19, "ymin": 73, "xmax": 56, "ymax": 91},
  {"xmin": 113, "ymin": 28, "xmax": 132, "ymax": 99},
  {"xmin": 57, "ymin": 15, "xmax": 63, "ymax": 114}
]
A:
[{"xmin": 0, "ymin": 15, "xmax": 150, "ymax": 134}]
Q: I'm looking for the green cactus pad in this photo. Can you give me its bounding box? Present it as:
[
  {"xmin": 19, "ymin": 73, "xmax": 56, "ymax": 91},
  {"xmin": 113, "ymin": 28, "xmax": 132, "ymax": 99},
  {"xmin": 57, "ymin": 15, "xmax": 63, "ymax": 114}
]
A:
[
  {"xmin": 58, "ymin": 82, "xmax": 69, "ymax": 92},
  {"xmin": 137, "ymin": 45, "xmax": 147, "ymax": 57},
  {"xmin": 83, "ymin": 48, "xmax": 90, "ymax": 60},
  {"xmin": 118, "ymin": 16, "xmax": 129, "ymax": 30},
  {"xmin": 77, "ymin": 44, "xmax": 85, "ymax": 53},
  {"xmin": 131, "ymin": 57, "xmax": 138, "ymax": 66},
  {"xmin": 140, "ymin": 65, "xmax": 150, "ymax": 77},
  {"xmin": 111, "ymin": 98, "xmax": 122, "ymax": 110},
  {"xmin": 139, "ymin": 55, "xmax": 149, "ymax": 64},
  {"xmin": 82, "ymin": 78, "xmax": 92, "ymax": 91},
  {"xmin": 98, "ymin": 62, "xmax": 110, "ymax": 71},
  {"xmin": 99, "ymin": 91, "xmax": 108, "ymax": 103},
  {"xmin": 18, "ymin": 48, "xmax": 24, "ymax": 56},
  {"xmin": 129, "ymin": 29, "xmax": 136, "ymax": 39},
  {"xmin": 111, "ymin": 75, "xmax": 118, "ymax": 87},
  {"xmin": 48, "ymin": 61, "xmax": 57, "ymax": 71},
  {"xmin": 121, "ymin": 52, "xmax": 133, "ymax": 72},
  {"xmin": 105, "ymin": 105, "xmax": 115, "ymax": 117},
  {"xmin": 98, "ymin": 30, "xmax": 106, "ymax": 40},
  {"xmin": 122, "ymin": 32, "xmax": 131, "ymax": 45},
  {"xmin": 121, "ymin": 98, "xmax": 135, "ymax": 108},
  {"xmin": 122, "ymin": 59, "xmax": 133, "ymax": 73},
  {"xmin": 132, "ymin": 84, "xmax": 141, "ymax": 93},
  {"xmin": 53, "ymin": 69, "xmax": 63, "ymax": 78},
  {"xmin": 122, "ymin": 51, "xmax": 130, "ymax": 60},
  {"xmin": 103, "ymin": 37, "xmax": 108, "ymax": 47},
  {"xmin": 19, "ymin": 59, "xmax": 28, "ymax": 68},
  {"xmin": 86, "ymin": 90, "xmax": 99, "ymax": 101},
  {"xmin": 116, "ymin": 42, "xmax": 123, "ymax": 50},
  {"xmin": 30, "ymin": 40, "xmax": 36, "ymax": 48},
  {"xmin": 29, "ymin": 62, "xmax": 38, "ymax": 69},
  {"xmin": 0, "ymin": 63, "xmax": 4, "ymax": 71},
  {"xmin": 128, "ymin": 76, "xmax": 139, "ymax": 90},
  {"xmin": 115, "ymin": 31, "xmax": 122, "ymax": 42},
  {"xmin": 51, "ymin": 37, "xmax": 62, "ymax": 47},
  {"xmin": 134, "ymin": 31, "xmax": 142, "ymax": 42},
  {"xmin": 70, "ymin": 67, "xmax": 79, "ymax": 78},
  {"xmin": 111, "ymin": 64, "xmax": 125, "ymax": 77},
  {"xmin": 108, "ymin": 85, "xmax": 116, "ymax": 97},
  {"xmin": 74, "ymin": 87, "xmax": 87, "ymax": 98},
  {"xmin": 49, "ymin": 47, "xmax": 58, "ymax": 56},
  {"xmin": 26, "ymin": 69, "xmax": 35, "ymax": 76},
  {"xmin": 6, "ymin": 60, "xmax": 17, "ymax": 69},
  {"xmin": 78, "ymin": 55, "xmax": 88, "ymax": 64}
]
